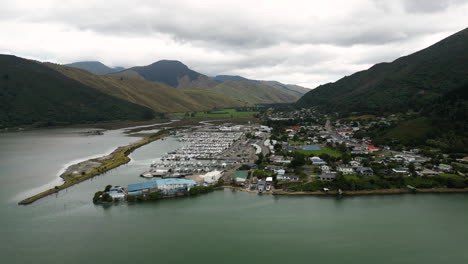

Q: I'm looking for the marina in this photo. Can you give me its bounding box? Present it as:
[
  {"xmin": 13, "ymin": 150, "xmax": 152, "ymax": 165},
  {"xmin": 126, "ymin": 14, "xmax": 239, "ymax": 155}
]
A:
[{"xmin": 139, "ymin": 127, "xmax": 252, "ymax": 180}]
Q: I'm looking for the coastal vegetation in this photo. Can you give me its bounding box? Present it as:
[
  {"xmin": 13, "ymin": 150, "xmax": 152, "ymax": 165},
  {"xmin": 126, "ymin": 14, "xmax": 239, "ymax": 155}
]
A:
[
  {"xmin": 188, "ymin": 180, "xmax": 224, "ymax": 196},
  {"xmin": 19, "ymin": 130, "xmax": 169, "ymax": 205},
  {"xmin": 288, "ymin": 173, "xmax": 468, "ymax": 193}
]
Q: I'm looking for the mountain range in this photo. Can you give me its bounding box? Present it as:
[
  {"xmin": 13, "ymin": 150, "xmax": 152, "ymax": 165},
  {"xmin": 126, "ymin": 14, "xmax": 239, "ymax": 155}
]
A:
[
  {"xmin": 0, "ymin": 55, "xmax": 309, "ymax": 128},
  {"xmin": 65, "ymin": 61, "xmax": 124, "ymax": 75}
]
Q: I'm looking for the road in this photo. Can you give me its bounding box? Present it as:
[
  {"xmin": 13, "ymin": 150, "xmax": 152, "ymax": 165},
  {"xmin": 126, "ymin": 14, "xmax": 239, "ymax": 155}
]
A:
[{"xmin": 325, "ymin": 119, "xmax": 358, "ymax": 146}]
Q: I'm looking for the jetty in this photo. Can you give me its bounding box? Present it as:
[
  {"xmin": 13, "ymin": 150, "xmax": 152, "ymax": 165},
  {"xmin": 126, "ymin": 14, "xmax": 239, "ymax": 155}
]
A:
[{"xmin": 18, "ymin": 130, "xmax": 169, "ymax": 205}]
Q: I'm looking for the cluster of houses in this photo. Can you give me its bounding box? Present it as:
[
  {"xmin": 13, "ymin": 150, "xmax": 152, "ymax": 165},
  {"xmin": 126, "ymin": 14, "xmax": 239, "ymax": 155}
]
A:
[
  {"xmin": 231, "ymin": 170, "xmax": 276, "ymax": 193},
  {"xmin": 314, "ymin": 156, "xmax": 374, "ymax": 181}
]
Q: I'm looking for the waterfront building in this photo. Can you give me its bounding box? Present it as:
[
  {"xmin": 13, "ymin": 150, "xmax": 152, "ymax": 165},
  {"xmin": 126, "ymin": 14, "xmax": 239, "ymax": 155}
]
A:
[
  {"xmin": 232, "ymin": 170, "xmax": 248, "ymax": 186},
  {"xmin": 319, "ymin": 172, "xmax": 336, "ymax": 181},
  {"xmin": 127, "ymin": 178, "xmax": 197, "ymax": 195}
]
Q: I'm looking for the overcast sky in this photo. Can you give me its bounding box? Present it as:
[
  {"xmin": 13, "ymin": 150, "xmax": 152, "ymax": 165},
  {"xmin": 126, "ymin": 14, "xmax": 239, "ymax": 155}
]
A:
[{"xmin": 1, "ymin": 0, "xmax": 467, "ymax": 88}]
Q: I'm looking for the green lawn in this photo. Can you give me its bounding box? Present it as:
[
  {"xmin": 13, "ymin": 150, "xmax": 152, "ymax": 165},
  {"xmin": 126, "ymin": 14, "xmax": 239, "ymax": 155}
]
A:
[
  {"xmin": 295, "ymin": 147, "xmax": 342, "ymax": 157},
  {"xmin": 344, "ymin": 175, "xmax": 360, "ymax": 181},
  {"xmin": 289, "ymin": 141, "xmax": 304, "ymax": 145},
  {"xmin": 174, "ymin": 108, "xmax": 259, "ymax": 119}
]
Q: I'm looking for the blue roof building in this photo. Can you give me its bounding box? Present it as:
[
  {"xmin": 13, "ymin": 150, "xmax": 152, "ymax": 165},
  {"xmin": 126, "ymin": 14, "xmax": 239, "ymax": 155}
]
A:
[
  {"xmin": 303, "ymin": 146, "xmax": 321, "ymax": 151},
  {"xmin": 128, "ymin": 178, "xmax": 197, "ymax": 194}
]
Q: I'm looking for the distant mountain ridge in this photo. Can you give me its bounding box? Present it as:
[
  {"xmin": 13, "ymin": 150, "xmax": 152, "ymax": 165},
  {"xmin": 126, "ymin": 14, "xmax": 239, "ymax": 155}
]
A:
[
  {"xmin": 67, "ymin": 60, "xmax": 309, "ymax": 98},
  {"xmin": 213, "ymin": 75, "xmax": 251, "ymax": 82},
  {"xmin": 65, "ymin": 61, "xmax": 124, "ymax": 75},
  {"xmin": 48, "ymin": 63, "xmax": 246, "ymax": 112},
  {"xmin": 111, "ymin": 60, "xmax": 220, "ymax": 89}
]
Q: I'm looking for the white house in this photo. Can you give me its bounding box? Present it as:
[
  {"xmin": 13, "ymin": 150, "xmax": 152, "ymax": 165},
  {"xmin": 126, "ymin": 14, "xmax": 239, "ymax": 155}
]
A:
[
  {"xmin": 275, "ymin": 169, "xmax": 285, "ymax": 176},
  {"xmin": 277, "ymin": 175, "xmax": 299, "ymax": 181},
  {"xmin": 337, "ymin": 166, "xmax": 354, "ymax": 175},
  {"xmin": 321, "ymin": 165, "xmax": 331, "ymax": 173}
]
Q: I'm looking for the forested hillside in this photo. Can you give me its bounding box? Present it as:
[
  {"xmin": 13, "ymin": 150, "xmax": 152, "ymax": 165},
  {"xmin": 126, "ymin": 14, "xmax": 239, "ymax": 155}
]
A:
[{"xmin": 0, "ymin": 55, "xmax": 155, "ymax": 128}]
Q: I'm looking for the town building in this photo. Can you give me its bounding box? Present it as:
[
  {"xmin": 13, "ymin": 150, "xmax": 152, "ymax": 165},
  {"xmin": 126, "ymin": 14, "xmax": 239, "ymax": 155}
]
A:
[
  {"xmin": 337, "ymin": 166, "xmax": 354, "ymax": 175},
  {"xmin": 319, "ymin": 172, "xmax": 337, "ymax": 181},
  {"xmin": 127, "ymin": 178, "xmax": 197, "ymax": 196},
  {"xmin": 277, "ymin": 174, "xmax": 300, "ymax": 181},
  {"xmin": 356, "ymin": 167, "xmax": 373, "ymax": 176}
]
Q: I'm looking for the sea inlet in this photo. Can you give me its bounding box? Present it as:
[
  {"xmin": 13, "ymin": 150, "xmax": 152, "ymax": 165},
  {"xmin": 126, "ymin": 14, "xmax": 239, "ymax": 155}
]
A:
[{"xmin": 1, "ymin": 127, "xmax": 467, "ymax": 263}]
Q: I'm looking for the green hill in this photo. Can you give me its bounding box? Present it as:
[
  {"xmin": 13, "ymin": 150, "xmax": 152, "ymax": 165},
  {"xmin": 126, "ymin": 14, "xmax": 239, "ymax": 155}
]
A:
[
  {"xmin": 365, "ymin": 82, "xmax": 468, "ymax": 152},
  {"xmin": 297, "ymin": 27, "xmax": 468, "ymax": 114},
  {"xmin": 47, "ymin": 63, "xmax": 246, "ymax": 112},
  {"xmin": 65, "ymin": 61, "xmax": 124, "ymax": 75},
  {"xmin": 260, "ymin": 81, "xmax": 309, "ymax": 97},
  {"xmin": 296, "ymin": 27, "xmax": 468, "ymax": 152},
  {"xmin": 0, "ymin": 55, "xmax": 155, "ymax": 128},
  {"xmin": 208, "ymin": 80, "xmax": 300, "ymax": 105}
]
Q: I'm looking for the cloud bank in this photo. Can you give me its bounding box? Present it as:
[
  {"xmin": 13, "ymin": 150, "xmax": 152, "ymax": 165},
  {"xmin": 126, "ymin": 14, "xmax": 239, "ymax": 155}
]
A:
[{"xmin": 1, "ymin": 0, "xmax": 467, "ymax": 87}]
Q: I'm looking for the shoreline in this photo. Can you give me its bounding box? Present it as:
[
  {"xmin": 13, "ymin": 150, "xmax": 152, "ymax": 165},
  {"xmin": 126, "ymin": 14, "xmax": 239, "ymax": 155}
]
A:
[
  {"xmin": 272, "ymin": 188, "xmax": 468, "ymax": 196},
  {"xmin": 18, "ymin": 131, "xmax": 169, "ymax": 205}
]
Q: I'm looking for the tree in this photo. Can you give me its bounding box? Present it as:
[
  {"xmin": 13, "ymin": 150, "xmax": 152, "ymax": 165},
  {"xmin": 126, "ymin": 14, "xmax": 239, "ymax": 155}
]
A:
[
  {"xmin": 239, "ymin": 164, "xmax": 251, "ymax": 170},
  {"xmin": 408, "ymin": 163, "xmax": 417, "ymax": 177},
  {"xmin": 93, "ymin": 191, "xmax": 103, "ymax": 203},
  {"xmin": 104, "ymin": 185, "xmax": 112, "ymax": 192},
  {"xmin": 255, "ymin": 153, "xmax": 264, "ymax": 165},
  {"xmin": 290, "ymin": 152, "xmax": 306, "ymax": 168},
  {"xmin": 338, "ymin": 142, "xmax": 348, "ymax": 153},
  {"xmin": 274, "ymin": 143, "xmax": 282, "ymax": 152},
  {"xmin": 319, "ymin": 153, "xmax": 331, "ymax": 162},
  {"xmin": 148, "ymin": 191, "xmax": 161, "ymax": 200},
  {"xmin": 341, "ymin": 153, "xmax": 351, "ymax": 164},
  {"xmin": 101, "ymin": 193, "xmax": 112, "ymax": 202}
]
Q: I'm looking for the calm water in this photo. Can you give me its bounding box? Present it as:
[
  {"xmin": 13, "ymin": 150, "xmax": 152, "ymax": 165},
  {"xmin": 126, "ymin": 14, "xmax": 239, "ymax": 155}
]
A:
[{"xmin": 1, "ymin": 128, "xmax": 468, "ymax": 263}]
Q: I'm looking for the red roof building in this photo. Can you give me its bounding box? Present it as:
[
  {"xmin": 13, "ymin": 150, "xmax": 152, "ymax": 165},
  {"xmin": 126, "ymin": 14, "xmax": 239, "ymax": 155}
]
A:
[{"xmin": 367, "ymin": 145, "xmax": 379, "ymax": 152}]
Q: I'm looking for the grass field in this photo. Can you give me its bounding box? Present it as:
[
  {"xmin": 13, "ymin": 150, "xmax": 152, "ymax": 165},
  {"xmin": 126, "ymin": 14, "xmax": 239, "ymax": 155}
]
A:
[
  {"xmin": 173, "ymin": 108, "xmax": 259, "ymax": 119},
  {"xmin": 289, "ymin": 141, "xmax": 304, "ymax": 145},
  {"xmin": 295, "ymin": 147, "xmax": 342, "ymax": 157},
  {"xmin": 341, "ymin": 115, "xmax": 376, "ymax": 121}
]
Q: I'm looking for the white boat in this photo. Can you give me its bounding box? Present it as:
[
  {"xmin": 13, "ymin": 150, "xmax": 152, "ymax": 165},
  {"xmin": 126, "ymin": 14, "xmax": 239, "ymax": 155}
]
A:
[{"xmin": 140, "ymin": 172, "xmax": 153, "ymax": 178}]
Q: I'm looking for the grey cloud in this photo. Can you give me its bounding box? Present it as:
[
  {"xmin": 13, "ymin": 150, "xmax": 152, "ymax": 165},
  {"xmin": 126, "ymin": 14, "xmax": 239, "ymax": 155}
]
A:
[
  {"xmin": 402, "ymin": 0, "xmax": 468, "ymax": 13},
  {"xmin": 1, "ymin": 0, "xmax": 467, "ymax": 87}
]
